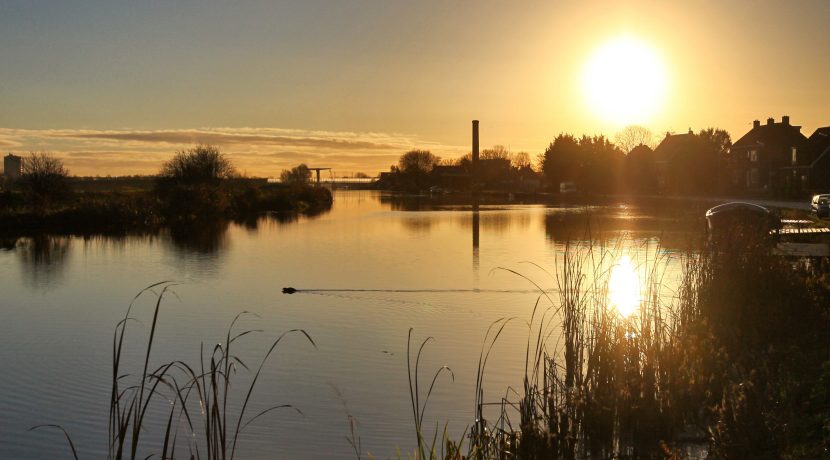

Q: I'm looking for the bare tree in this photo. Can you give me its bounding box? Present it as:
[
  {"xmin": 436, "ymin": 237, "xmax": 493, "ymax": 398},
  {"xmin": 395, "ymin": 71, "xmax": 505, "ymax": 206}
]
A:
[
  {"xmin": 20, "ymin": 152, "xmax": 70, "ymax": 210},
  {"xmin": 480, "ymin": 145, "xmax": 510, "ymax": 160},
  {"xmin": 511, "ymin": 151, "xmax": 532, "ymax": 169},
  {"xmin": 615, "ymin": 125, "xmax": 654, "ymax": 154}
]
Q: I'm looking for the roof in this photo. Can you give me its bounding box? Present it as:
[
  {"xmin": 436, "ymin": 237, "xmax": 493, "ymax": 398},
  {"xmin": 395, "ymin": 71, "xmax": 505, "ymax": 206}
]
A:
[
  {"xmin": 808, "ymin": 127, "xmax": 830, "ymax": 156},
  {"xmin": 627, "ymin": 144, "xmax": 654, "ymax": 158},
  {"xmin": 732, "ymin": 121, "xmax": 808, "ymax": 152},
  {"xmin": 804, "ymin": 127, "xmax": 830, "ymax": 167},
  {"xmin": 653, "ymin": 132, "xmax": 697, "ymax": 161}
]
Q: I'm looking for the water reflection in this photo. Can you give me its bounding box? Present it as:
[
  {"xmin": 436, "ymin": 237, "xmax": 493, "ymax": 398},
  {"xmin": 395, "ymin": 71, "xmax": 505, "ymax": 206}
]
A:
[
  {"xmin": 380, "ymin": 194, "xmax": 439, "ymax": 211},
  {"xmin": 472, "ymin": 202, "xmax": 479, "ymax": 274},
  {"xmin": 544, "ymin": 205, "xmax": 703, "ymax": 250},
  {"xmin": 17, "ymin": 235, "xmax": 71, "ymax": 288},
  {"xmin": 162, "ymin": 221, "xmax": 230, "ymax": 278},
  {"xmin": 0, "ymin": 191, "xmax": 706, "ymax": 459},
  {"xmin": 168, "ymin": 220, "xmax": 230, "ymax": 254},
  {"xmin": 608, "ymin": 255, "xmax": 641, "ymax": 317},
  {"xmin": 400, "ymin": 216, "xmax": 437, "ymax": 234}
]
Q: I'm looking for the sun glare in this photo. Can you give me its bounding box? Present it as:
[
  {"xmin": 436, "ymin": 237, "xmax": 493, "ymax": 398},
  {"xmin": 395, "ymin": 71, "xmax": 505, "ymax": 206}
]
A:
[
  {"xmin": 608, "ymin": 255, "xmax": 641, "ymax": 317},
  {"xmin": 582, "ymin": 36, "xmax": 668, "ymax": 126}
]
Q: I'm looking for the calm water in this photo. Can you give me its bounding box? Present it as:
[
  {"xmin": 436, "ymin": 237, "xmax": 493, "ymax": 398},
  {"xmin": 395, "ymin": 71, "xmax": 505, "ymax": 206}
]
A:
[{"xmin": 0, "ymin": 191, "xmax": 701, "ymax": 459}]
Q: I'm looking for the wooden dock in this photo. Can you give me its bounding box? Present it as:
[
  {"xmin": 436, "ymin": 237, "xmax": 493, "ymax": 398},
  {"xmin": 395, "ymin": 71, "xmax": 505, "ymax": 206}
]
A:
[
  {"xmin": 780, "ymin": 219, "xmax": 813, "ymax": 225},
  {"xmin": 771, "ymin": 227, "xmax": 830, "ymax": 235}
]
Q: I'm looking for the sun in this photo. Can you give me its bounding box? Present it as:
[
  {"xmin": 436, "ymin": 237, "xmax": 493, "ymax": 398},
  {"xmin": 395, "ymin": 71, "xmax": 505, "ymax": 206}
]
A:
[{"xmin": 581, "ymin": 36, "xmax": 668, "ymax": 126}]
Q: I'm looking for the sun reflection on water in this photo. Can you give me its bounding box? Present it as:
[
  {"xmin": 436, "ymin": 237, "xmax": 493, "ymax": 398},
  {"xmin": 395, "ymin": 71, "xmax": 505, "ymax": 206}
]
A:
[{"xmin": 608, "ymin": 255, "xmax": 641, "ymax": 317}]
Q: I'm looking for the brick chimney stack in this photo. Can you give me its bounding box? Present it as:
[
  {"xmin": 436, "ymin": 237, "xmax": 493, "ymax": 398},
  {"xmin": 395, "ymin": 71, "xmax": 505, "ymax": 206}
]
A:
[
  {"xmin": 782, "ymin": 115, "xmax": 790, "ymax": 125},
  {"xmin": 753, "ymin": 120, "xmax": 761, "ymax": 129},
  {"xmin": 767, "ymin": 117, "xmax": 775, "ymax": 126}
]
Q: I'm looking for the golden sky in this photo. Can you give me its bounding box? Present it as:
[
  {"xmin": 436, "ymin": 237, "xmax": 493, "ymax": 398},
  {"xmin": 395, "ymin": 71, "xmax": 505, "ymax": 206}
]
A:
[{"xmin": 2, "ymin": 1, "xmax": 829, "ymax": 176}]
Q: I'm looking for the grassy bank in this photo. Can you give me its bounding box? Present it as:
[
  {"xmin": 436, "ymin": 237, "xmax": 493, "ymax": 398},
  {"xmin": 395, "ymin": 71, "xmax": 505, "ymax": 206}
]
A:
[{"xmin": 0, "ymin": 182, "xmax": 333, "ymax": 236}]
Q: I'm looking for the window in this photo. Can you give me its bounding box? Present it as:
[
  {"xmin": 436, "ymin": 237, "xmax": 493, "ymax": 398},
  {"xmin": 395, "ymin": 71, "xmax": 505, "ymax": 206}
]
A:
[
  {"xmin": 750, "ymin": 150, "xmax": 758, "ymax": 162},
  {"xmin": 792, "ymin": 147, "xmax": 797, "ymax": 165}
]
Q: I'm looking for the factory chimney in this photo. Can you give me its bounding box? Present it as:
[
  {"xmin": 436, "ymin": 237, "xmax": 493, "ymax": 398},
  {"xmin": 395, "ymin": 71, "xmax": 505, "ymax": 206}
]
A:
[{"xmin": 472, "ymin": 120, "xmax": 479, "ymax": 164}]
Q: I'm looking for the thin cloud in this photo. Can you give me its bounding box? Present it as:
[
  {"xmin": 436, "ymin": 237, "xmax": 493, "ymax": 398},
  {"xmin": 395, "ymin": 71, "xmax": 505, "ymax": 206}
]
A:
[
  {"xmin": 59, "ymin": 130, "xmax": 398, "ymax": 150},
  {"xmin": 0, "ymin": 127, "xmax": 466, "ymax": 176}
]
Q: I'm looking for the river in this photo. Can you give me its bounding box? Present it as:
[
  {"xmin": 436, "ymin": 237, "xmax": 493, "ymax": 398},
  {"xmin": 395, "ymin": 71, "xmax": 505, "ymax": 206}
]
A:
[{"xmin": 0, "ymin": 190, "xmax": 703, "ymax": 459}]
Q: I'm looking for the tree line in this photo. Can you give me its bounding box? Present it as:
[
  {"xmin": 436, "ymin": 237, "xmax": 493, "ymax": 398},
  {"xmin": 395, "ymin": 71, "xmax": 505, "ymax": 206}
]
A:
[{"xmin": 378, "ymin": 125, "xmax": 732, "ymax": 195}]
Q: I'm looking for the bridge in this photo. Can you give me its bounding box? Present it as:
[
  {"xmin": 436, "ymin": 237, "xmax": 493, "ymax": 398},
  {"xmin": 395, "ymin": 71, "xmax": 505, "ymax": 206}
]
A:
[{"xmin": 307, "ymin": 167, "xmax": 331, "ymax": 185}]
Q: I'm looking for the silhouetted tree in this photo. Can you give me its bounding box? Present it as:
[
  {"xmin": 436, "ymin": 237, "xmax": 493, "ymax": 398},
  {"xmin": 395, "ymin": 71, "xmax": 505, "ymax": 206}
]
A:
[
  {"xmin": 698, "ymin": 128, "xmax": 731, "ymax": 157},
  {"xmin": 578, "ymin": 135, "xmax": 624, "ymax": 193},
  {"xmin": 541, "ymin": 134, "xmax": 582, "ymax": 190},
  {"xmin": 280, "ymin": 164, "xmax": 312, "ymax": 184},
  {"xmin": 377, "ymin": 149, "xmax": 441, "ymax": 191},
  {"xmin": 452, "ymin": 153, "xmax": 473, "ymax": 169},
  {"xmin": 155, "ymin": 145, "xmax": 237, "ymax": 220},
  {"xmin": 159, "ymin": 145, "xmax": 236, "ymax": 183},
  {"xmin": 698, "ymin": 128, "xmax": 732, "ymax": 193},
  {"xmin": 398, "ymin": 149, "xmax": 439, "ymax": 174},
  {"xmin": 480, "ymin": 145, "xmax": 510, "ymax": 160},
  {"xmin": 19, "ymin": 152, "xmax": 71, "ymax": 211},
  {"xmin": 615, "ymin": 125, "xmax": 654, "ymax": 153},
  {"xmin": 512, "ymin": 151, "xmax": 532, "ymax": 170}
]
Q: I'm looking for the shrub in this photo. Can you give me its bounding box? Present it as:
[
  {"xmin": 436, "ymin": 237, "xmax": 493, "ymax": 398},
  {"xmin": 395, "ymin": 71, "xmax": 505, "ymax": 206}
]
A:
[
  {"xmin": 280, "ymin": 164, "xmax": 312, "ymax": 184},
  {"xmin": 155, "ymin": 145, "xmax": 236, "ymax": 220},
  {"xmin": 158, "ymin": 145, "xmax": 236, "ymax": 184}
]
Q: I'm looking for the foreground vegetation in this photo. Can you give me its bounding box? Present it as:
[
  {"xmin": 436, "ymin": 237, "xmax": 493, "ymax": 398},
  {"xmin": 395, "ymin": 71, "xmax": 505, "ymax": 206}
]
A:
[{"xmin": 437, "ymin": 229, "xmax": 830, "ymax": 459}]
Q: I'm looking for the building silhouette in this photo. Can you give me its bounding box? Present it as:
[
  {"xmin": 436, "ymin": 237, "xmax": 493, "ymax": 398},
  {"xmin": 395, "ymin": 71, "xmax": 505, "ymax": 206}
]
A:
[{"xmin": 4, "ymin": 154, "xmax": 22, "ymax": 179}]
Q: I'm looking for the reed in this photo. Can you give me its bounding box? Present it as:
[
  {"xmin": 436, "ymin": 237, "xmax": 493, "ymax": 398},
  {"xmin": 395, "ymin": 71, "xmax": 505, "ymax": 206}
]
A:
[
  {"xmin": 38, "ymin": 282, "xmax": 316, "ymax": 459},
  {"xmin": 406, "ymin": 328, "xmax": 460, "ymax": 460},
  {"xmin": 455, "ymin": 225, "xmax": 830, "ymax": 459}
]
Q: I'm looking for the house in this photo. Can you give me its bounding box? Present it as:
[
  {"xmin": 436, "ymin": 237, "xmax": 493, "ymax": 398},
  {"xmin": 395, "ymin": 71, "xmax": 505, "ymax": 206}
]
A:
[
  {"xmin": 730, "ymin": 116, "xmax": 809, "ymax": 194},
  {"xmin": 652, "ymin": 130, "xmax": 700, "ymax": 193},
  {"xmin": 624, "ymin": 144, "xmax": 657, "ymax": 193},
  {"xmin": 476, "ymin": 157, "xmax": 512, "ymax": 188},
  {"xmin": 431, "ymin": 164, "xmax": 470, "ymax": 189},
  {"xmin": 805, "ymin": 127, "xmax": 830, "ymax": 192}
]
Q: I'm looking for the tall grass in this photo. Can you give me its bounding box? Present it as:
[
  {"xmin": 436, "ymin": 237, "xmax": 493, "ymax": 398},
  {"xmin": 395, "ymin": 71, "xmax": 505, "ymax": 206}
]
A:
[
  {"xmin": 453, "ymin": 226, "xmax": 830, "ymax": 459},
  {"xmin": 407, "ymin": 328, "xmax": 462, "ymax": 460},
  {"xmin": 38, "ymin": 282, "xmax": 316, "ymax": 459}
]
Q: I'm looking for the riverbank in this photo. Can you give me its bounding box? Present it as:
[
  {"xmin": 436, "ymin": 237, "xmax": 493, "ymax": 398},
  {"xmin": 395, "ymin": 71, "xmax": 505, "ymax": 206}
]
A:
[{"xmin": 0, "ymin": 182, "xmax": 333, "ymax": 237}]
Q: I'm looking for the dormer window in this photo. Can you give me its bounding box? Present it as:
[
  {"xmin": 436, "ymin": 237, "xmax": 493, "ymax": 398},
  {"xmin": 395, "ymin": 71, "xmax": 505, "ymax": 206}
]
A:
[{"xmin": 791, "ymin": 147, "xmax": 797, "ymax": 165}]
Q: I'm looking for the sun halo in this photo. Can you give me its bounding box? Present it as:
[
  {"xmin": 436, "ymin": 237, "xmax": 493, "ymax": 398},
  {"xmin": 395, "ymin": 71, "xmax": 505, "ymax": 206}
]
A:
[{"xmin": 581, "ymin": 36, "xmax": 668, "ymax": 127}]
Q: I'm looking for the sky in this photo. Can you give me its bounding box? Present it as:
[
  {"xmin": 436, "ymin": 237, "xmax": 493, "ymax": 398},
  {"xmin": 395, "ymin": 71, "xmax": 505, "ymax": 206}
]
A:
[{"xmin": 2, "ymin": 0, "xmax": 830, "ymax": 177}]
